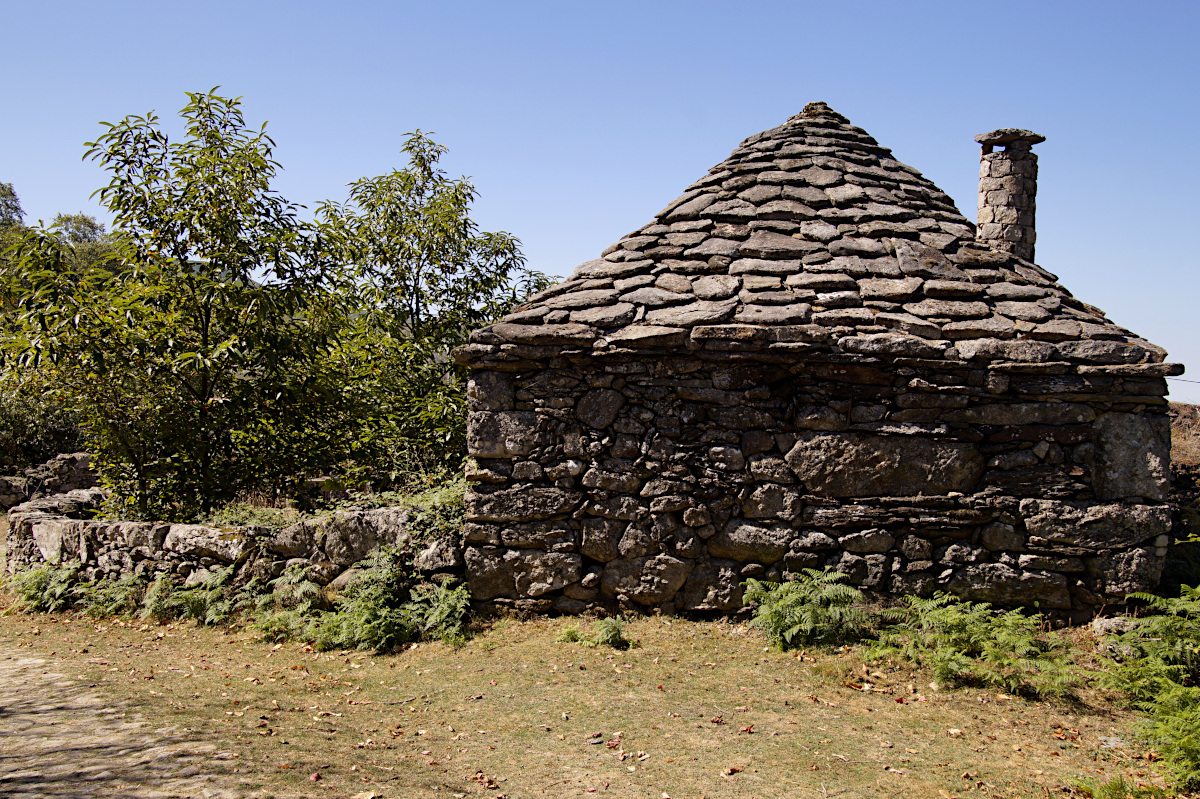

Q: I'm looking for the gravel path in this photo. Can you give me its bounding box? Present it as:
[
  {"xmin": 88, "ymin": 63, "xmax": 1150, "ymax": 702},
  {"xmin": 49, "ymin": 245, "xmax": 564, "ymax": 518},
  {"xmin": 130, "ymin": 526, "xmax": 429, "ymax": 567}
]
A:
[{"xmin": 0, "ymin": 649, "xmax": 247, "ymax": 798}]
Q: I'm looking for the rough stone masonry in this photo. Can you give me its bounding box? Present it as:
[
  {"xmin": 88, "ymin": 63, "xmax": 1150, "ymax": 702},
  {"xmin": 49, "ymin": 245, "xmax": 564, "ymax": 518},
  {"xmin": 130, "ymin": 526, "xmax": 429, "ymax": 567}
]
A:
[{"xmin": 454, "ymin": 102, "xmax": 1183, "ymax": 621}]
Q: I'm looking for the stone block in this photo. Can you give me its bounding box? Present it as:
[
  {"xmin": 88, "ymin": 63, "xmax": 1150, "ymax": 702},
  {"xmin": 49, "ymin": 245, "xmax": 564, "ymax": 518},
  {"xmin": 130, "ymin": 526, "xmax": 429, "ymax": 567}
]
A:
[
  {"xmin": 31, "ymin": 520, "xmax": 82, "ymax": 565},
  {"xmin": 574, "ymin": 388, "xmax": 624, "ymax": 429},
  {"xmin": 601, "ymin": 554, "xmax": 694, "ymax": 605},
  {"xmin": 707, "ymin": 520, "xmax": 792, "ymax": 563},
  {"xmin": 467, "ymin": 411, "xmax": 541, "ymax": 459},
  {"xmin": 1092, "ymin": 412, "xmax": 1170, "ymax": 501},
  {"xmin": 1020, "ymin": 500, "xmax": 1170, "ymax": 549},
  {"xmin": 1089, "ymin": 547, "xmax": 1165, "ymax": 597},
  {"xmin": 979, "ymin": 522, "xmax": 1024, "ymax": 552},
  {"xmin": 678, "ymin": 559, "xmax": 744, "ymax": 610},
  {"xmin": 785, "ymin": 431, "xmax": 984, "ymax": 498},
  {"xmin": 946, "ymin": 403, "xmax": 1095, "ymax": 426},
  {"xmin": 946, "ymin": 563, "xmax": 1071, "ymax": 609},
  {"xmin": 839, "ymin": 528, "xmax": 896, "ymax": 554},
  {"xmin": 467, "ymin": 371, "xmax": 515, "ymax": 411},
  {"xmin": 465, "ymin": 487, "xmax": 583, "ymax": 523},
  {"xmin": 740, "ymin": 484, "xmax": 803, "ymax": 520}
]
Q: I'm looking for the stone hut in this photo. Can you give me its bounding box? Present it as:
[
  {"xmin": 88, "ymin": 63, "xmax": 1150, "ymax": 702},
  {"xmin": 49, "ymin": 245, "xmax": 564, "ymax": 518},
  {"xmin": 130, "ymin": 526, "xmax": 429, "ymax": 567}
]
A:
[{"xmin": 455, "ymin": 102, "xmax": 1181, "ymax": 620}]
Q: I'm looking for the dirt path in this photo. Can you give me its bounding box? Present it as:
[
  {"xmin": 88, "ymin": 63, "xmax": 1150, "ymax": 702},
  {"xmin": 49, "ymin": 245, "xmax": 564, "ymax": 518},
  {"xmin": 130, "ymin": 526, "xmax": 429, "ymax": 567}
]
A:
[{"xmin": 0, "ymin": 648, "xmax": 247, "ymax": 798}]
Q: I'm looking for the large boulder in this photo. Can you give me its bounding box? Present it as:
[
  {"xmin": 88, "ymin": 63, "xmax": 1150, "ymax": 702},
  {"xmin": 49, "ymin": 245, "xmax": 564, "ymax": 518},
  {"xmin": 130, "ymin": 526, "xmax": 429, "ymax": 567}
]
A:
[
  {"xmin": 707, "ymin": 520, "xmax": 792, "ymax": 563},
  {"xmin": 946, "ymin": 562, "xmax": 1072, "ymax": 609},
  {"xmin": 1092, "ymin": 412, "xmax": 1171, "ymax": 501},
  {"xmin": 600, "ymin": 554, "xmax": 693, "ymax": 605},
  {"xmin": 678, "ymin": 559, "xmax": 744, "ymax": 611},
  {"xmin": 163, "ymin": 524, "xmax": 258, "ymax": 563},
  {"xmin": 1021, "ymin": 500, "xmax": 1170, "ymax": 549},
  {"xmin": 464, "ymin": 547, "xmax": 581, "ymax": 600},
  {"xmin": 785, "ymin": 432, "xmax": 984, "ymax": 497}
]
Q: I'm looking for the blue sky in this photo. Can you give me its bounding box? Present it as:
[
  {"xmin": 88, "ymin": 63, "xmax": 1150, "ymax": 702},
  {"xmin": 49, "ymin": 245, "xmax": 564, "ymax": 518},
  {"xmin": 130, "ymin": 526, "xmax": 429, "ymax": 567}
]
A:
[{"xmin": 5, "ymin": 0, "xmax": 1199, "ymax": 400}]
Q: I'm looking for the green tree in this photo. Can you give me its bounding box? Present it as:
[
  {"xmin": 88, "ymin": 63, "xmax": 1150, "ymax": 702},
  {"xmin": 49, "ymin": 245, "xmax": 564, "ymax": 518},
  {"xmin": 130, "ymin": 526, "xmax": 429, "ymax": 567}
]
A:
[
  {"xmin": 0, "ymin": 182, "xmax": 24, "ymax": 228},
  {"xmin": 319, "ymin": 132, "xmax": 549, "ymax": 479},
  {"xmin": 5, "ymin": 91, "xmax": 344, "ymax": 518}
]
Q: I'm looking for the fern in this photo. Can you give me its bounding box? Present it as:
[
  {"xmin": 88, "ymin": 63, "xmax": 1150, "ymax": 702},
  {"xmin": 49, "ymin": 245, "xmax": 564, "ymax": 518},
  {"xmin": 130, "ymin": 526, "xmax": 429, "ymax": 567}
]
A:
[
  {"xmin": 408, "ymin": 581, "xmax": 471, "ymax": 647},
  {"xmin": 744, "ymin": 568, "xmax": 868, "ymax": 649},
  {"xmin": 139, "ymin": 573, "xmax": 181, "ymax": 622},
  {"xmin": 4, "ymin": 564, "xmax": 82, "ymax": 613},
  {"xmin": 270, "ymin": 548, "xmax": 471, "ymax": 653},
  {"xmin": 1101, "ymin": 585, "xmax": 1200, "ymax": 789},
  {"xmin": 76, "ymin": 575, "xmax": 146, "ymax": 618},
  {"xmin": 556, "ymin": 623, "xmax": 587, "ymax": 644},
  {"xmin": 870, "ymin": 592, "xmax": 1078, "ymax": 699}
]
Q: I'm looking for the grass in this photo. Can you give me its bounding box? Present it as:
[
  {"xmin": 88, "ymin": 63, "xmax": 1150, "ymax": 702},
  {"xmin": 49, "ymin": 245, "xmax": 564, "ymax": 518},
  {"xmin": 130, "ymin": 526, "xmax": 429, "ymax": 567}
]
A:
[
  {"xmin": 1173, "ymin": 403, "xmax": 1200, "ymax": 469},
  {"xmin": 0, "ymin": 602, "xmax": 1179, "ymax": 799}
]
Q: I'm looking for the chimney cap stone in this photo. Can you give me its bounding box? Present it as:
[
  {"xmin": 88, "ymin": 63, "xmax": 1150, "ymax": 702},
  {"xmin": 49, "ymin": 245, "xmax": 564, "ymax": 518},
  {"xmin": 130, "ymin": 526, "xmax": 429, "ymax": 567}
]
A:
[{"xmin": 975, "ymin": 128, "xmax": 1046, "ymax": 147}]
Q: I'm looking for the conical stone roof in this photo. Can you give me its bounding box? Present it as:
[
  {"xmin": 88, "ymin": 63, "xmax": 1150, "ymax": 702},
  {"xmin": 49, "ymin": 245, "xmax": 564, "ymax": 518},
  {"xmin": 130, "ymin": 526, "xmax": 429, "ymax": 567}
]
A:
[{"xmin": 467, "ymin": 102, "xmax": 1167, "ymax": 369}]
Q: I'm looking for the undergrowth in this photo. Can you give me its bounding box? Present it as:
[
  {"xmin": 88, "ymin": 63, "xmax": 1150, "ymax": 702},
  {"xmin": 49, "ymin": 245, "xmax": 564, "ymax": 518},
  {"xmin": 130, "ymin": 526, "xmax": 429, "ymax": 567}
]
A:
[
  {"xmin": 743, "ymin": 568, "xmax": 869, "ymax": 649},
  {"xmin": 869, "ymin": 592, "xmax": 1079, "ymax": 700},
  {"xmin": 1073, "ymin": 776, "xmax": 1172, "ymax": 798},
  {"xmin": 556, "ymin": 616, "xmax": 633, "ymax": 650},
  {"xmin": 287, "ymin": 547, "xmax": 471, "ymax": 652},
  {"xmin": 2, "ymin": 545, "xmax": 470, "ymax": 653},
  {"xmin": 1103, "ymin": 586, "xmax": 1200, "ymax": 791}
]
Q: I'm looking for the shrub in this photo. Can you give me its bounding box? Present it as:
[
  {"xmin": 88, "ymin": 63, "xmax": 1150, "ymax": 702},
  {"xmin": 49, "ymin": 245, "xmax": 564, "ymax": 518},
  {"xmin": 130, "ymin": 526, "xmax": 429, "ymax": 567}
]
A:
[
  {"xmin": 743, "ymin": 568, "xmax": 869, "ymax": 649},
  {"xmin": 869, "ymin": 592, "xmax": 1078, "ymax": 699},
  {"xmin": 0, "ymin": 369, "xmax": 83, "ymax": 471},
  {"xmin": 557, "ymin": 617, "xmax": 633, "ymax": 650},
  {"xmin": 75, "ymin": 575, "xmax": 145, "ymax": 618},
  {"xmin": 4, "ymin": 563, "xmax": 81, "ymax": 613},
  {"xmin": 257, "ymin": 548, "xmax": 470, "ymax": 653},
  {"xmin": 1103, "ymin": 586, "xmax": 1200, "ymax": 790}
]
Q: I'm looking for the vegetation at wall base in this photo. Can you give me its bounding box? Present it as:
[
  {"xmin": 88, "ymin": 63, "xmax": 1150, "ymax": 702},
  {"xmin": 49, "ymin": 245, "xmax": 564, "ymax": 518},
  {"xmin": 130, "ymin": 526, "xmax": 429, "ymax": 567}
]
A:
[
  {"xmin": 2, "ymin": 547, "xmax": 470, "ymax": 653},
  {"xmin": 1102, "ymin": 586, "xmax": 1200, "ymax": 791},
  {"xmin": 743, "ymin": 568, "xmax": 870, "ymax": 649},
  {"xmin": 869, "ymin": 591, "xmax": 1079, "ymax": 700}
]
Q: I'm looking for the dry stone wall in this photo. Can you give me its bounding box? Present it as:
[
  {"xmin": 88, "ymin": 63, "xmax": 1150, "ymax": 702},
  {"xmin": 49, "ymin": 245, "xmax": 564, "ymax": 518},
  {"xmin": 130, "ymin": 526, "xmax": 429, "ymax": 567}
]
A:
[
  {"xmin": 456, "ymin": 102, "xmax": 1180, "ymax": 621},
  {"xmin": 460, "ymin": 348, "xmax": 1174, "ymax": 620},
  {"xmin": 6, "ymin": 494, "xmax": 461, "ymax": 590}
]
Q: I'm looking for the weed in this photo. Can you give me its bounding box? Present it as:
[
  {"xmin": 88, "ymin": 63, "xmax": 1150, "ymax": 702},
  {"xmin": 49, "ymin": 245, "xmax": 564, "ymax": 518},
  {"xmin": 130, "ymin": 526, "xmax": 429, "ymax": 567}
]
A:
[
  {"xmin": 1073, "ymin": 775, "xmax": 1172, "ymax": 798},
  {"xmin": 869, "ymin": 592, "xmax": 1078, "ymax": 699},
  {"xmin": 556, "ymin": 617, "xmax": 633, "ymax": 650},
  {"xmin": 743, "ymin": 568, "xmax": 869, "ymax": 649}
]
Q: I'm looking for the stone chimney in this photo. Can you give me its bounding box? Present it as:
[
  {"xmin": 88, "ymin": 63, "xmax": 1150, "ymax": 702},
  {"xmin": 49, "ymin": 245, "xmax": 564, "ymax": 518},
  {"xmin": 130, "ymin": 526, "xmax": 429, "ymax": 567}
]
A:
[{"xmin": 975, "ymin": 128, "xmax": 1045, "ymax": 261}]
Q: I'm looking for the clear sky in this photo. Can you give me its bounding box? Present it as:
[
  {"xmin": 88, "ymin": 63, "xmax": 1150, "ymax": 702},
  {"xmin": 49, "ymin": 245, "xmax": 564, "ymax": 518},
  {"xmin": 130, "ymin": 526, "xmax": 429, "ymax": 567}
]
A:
[{"xmin": 5, "ymin": 0, "xmax": 1198, "ymax": 400}]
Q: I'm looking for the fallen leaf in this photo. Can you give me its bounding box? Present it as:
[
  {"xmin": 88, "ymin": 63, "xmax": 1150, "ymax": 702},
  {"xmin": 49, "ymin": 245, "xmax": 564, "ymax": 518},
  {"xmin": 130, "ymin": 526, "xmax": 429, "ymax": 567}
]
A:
[
  {"xmin": 947, "ymin": 728, "xmax": 964, "ymax": 738},
  {"xmin": 738, "ymin": 725, "xmax": 754, "ymax": 734},
  {"xmin": 722, "ymin": 766, "xmax": 743, "ymax": 776},
  {"xmin": 309, "ymin": 772, "xmax": 321, "ymax": 781}
]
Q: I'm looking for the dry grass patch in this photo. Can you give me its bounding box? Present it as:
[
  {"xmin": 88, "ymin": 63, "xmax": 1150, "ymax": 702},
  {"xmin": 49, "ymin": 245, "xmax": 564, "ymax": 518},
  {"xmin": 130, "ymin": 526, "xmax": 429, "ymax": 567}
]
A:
[
  {"xmin": 1173, "ymin": 402, "xmax": 1200, "ymax": 469},
  {"xmin": 0, "ymin": 607, "xmax": 1178, "ymax": 798}
]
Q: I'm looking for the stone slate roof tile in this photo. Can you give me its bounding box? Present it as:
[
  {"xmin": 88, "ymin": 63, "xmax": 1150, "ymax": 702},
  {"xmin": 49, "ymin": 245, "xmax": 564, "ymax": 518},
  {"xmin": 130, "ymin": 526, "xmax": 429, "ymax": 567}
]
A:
[{"xmin": 476, "ymin": 102, "xmax": 1171, "ymax": 367}]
